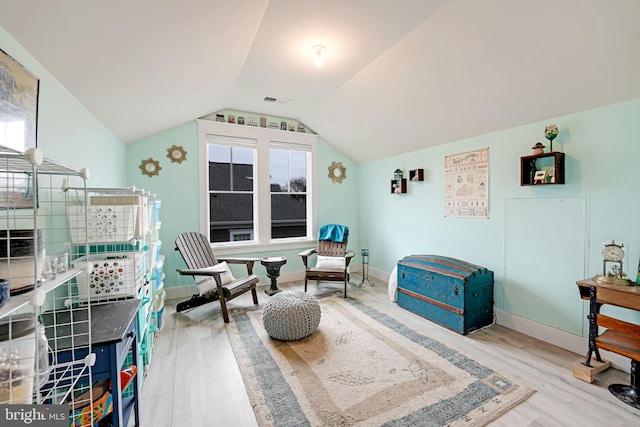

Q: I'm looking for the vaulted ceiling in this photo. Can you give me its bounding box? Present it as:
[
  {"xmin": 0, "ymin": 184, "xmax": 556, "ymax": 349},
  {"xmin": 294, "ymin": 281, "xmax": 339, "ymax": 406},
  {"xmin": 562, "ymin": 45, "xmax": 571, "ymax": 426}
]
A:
[{"xmin": 1, "ymin": 0, "xmax": 639, "ymax": 163}]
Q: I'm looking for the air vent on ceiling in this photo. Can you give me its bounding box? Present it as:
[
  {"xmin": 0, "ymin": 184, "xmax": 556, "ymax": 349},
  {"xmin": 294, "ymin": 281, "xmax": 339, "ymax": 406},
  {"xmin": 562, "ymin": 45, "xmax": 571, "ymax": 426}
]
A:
[{"xmin": 263, "ymin": 96, "xmax": 291, "ymax": 105}]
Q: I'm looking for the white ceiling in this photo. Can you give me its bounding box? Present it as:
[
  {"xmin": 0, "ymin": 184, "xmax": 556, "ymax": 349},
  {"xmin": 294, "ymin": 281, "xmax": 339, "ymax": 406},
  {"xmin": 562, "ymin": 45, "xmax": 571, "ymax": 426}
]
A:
[{"xmin": 1, "ymin": 0, "xmax": 639, "ymax": 163}]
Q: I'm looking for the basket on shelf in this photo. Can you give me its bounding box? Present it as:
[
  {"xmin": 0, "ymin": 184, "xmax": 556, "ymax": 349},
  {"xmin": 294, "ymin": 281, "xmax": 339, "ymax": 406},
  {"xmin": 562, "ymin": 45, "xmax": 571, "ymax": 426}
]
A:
[{"xmin": 73, "ymin": 251, "xmax": 145, "ymax": 301}]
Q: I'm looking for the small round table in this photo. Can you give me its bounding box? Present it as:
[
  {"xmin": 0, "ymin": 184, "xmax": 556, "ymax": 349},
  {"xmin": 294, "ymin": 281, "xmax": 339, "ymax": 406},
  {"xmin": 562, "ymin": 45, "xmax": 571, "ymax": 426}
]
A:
[{"xmin": 261, "ymin": 256, "xmax": 287, "ymax": 296}]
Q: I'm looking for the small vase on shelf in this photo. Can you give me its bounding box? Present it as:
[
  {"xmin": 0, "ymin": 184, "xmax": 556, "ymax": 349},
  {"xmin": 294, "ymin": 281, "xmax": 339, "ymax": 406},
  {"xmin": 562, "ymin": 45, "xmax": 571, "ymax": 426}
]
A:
[{"xmin": 544, "ymin": 124, "xmax": 558, "ymax": 152}]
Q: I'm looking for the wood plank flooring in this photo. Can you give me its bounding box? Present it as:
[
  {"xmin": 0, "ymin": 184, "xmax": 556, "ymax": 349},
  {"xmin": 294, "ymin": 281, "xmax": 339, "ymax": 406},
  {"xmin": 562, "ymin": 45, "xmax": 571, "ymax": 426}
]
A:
[{"xmin": 138, "ymin": 278, "xmax": 640, "ymax": 426}]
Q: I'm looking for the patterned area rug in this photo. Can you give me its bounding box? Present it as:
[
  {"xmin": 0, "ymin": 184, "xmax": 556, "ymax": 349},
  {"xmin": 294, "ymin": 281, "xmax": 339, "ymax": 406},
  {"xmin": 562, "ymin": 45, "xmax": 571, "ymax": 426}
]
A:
[{"xmin": 227, "ymin": 293, "xmax": 533, "ymax": 426}]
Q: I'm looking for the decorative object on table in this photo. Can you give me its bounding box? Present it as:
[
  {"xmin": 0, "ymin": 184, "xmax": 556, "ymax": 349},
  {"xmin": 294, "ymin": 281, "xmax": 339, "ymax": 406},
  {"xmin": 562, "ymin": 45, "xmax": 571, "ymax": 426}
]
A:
[
  {"xmin": 237, "ymin": 116, "xmax": 245, "ymax": 125},
  {"xmin": 280, "ymin": 121, "xmax": 287, "ymax": 130},
  {"xmin": 247, "ymin": 118, "xmax": 257, "ymax": 127},
  {"xmin": 297, "ymin": 123, "xmax": 305, "ymax": 132},
  {"xmin": 262, "ymin": 290, "xmax": 320, "ymax": 341},
  {"xmin": 215, "ymin": 113, "xmax": 225, "ymax": 122},
  {"xmin": 544, "ymin": 124, "xmax": 559, "ymax": 152},
  {"xmin": 533, "ymin": 170, "xmax": 546, "ymax": 184},
  {"xmin": 594, "ymin": 240, "xmax": 632, "ymax": 285},
  {"xmin": 359, "ymin": 248, "xmax": 375, "ymax": 287},
  {"xmin": 139, "ymin": 157, "xmax": 161, "ymax": 177},
  {"xmin": 227, "ymin": 293, "xmax": 533, "ymax": 427},
  {"xmin": 268, "ymin": 122, "xmax": 279, "ymax": 129},
  {"xmin": 327, "ymin": 160, "xmax": 346, "ymax": 184},
  {"xmin": 288, "ymin": 124, "xmax": 295, "ymax": 131},
  {"xmin": 166, "ymin": 145, "xmax": 187, "ymax": 164},
  {"xmin": 261, "ymin": 256, "xmax": 287, "ymax": 296},
  {"xmin": 260, "ymin": 117, "xmax": 266, "ymax": 127},
  {"xmin": 227, "ymin": 114, "xmax": 236, "ymax": 124},
  {"xmin": 532, "ymin": 142, "xmax": 546, "ymax": 155},
  {"xmin": 0, "ymin": 48, "xmax": 39, "ymax": 153}
]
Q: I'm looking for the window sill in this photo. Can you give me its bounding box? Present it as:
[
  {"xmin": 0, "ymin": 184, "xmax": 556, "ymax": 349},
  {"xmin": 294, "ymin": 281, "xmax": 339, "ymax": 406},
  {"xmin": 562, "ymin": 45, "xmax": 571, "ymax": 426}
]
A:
[{"xmin": 212, "ymin": 238, "xmax": 316, "ymax": 256}]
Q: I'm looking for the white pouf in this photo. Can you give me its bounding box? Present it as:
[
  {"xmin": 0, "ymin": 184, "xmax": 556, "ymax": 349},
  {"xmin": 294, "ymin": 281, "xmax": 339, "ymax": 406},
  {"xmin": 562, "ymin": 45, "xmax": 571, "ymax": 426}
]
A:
[{"xmin": 262, "ymin": 291, "xmax": 321, "ymax": 341}]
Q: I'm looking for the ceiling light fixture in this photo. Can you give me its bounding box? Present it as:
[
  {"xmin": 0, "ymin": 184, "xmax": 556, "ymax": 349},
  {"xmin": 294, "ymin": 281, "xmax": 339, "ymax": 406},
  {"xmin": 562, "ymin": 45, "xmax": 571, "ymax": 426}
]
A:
[{"xmin": 311, "ymin": 45, "xmax": 326, "ymax": 66}]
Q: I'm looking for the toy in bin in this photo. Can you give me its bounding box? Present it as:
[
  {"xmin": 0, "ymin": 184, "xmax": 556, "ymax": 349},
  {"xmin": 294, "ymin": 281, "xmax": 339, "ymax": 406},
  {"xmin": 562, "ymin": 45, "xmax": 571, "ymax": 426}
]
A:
[{"xmin": 69, "ymin": 365, "xmax": 136, "ymax": 426}]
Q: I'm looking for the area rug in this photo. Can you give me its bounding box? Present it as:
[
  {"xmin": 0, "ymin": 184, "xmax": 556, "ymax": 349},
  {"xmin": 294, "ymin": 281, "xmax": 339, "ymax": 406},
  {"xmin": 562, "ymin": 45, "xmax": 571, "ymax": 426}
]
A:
[{"xmin": 227, "ymin": 293, "xmax": 533, "ymax": 426}]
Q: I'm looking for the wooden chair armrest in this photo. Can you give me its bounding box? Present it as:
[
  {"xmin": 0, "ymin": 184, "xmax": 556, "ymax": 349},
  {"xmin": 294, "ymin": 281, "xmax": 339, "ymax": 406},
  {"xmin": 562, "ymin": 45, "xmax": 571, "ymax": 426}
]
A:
[
  {"xmin": 298, "ymin": 248, "xmax": 317, "ymax": 268},
  {"xmin": 298, "ymin": 248, "xmax": 317, "ymax": 257},
  {"xmin": 345, "ymin": 250, "xmax": 355, "ymax": 266},
  {"xmin": 216, "ymin": 257, "xmax": 259, "ymax": 275},
  {"xmin": 177, "ymin": 265, "xmax": 226, "ymax": 277},
  {"xmin": 217, "ymin": 257, "xmax": 260, "ymax": 264}
]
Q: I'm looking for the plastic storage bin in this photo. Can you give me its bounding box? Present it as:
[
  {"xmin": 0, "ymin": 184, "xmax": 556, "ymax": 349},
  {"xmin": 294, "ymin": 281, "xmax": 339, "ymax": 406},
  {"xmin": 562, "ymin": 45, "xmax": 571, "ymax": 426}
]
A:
[
  {"xmin": 73, "ymin": 252, "xmax": 145, "ymax": 301},
  {"xmin": 68, "ymin": 205, "xmax": 137, "ymax": 243}
]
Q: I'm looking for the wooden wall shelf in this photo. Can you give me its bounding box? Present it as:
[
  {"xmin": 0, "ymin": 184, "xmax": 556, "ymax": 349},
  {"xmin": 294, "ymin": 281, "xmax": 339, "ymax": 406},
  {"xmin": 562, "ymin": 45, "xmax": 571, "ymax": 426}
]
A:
[
  {"xmin": 520, "ymin": 152, "xmax": 565, "ymax": 186},
  {"xmin": 391, "ymin": 178, "xmax": 407, "ymax": 194},
  {"xmin": 409, "ymin": 169, "xmax": 424, "ymax": 182}
]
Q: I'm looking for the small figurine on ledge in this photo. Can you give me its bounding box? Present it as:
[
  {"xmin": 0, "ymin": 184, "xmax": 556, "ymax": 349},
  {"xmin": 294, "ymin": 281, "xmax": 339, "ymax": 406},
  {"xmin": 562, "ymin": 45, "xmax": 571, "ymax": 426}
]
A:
[
  {"xmin": 531, "ymin": 142, "xmax": 546, "ymax": 155},
  {"xmin": 544, "ymin": 124, "xmax": 559, "ymax": 152}
]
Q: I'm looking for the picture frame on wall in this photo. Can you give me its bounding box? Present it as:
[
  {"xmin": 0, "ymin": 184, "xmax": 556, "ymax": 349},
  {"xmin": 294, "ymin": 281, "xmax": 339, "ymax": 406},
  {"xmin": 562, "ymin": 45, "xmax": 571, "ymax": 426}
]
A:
[
  {"xmin": 0, "ymin": 47, "xmax": 40, "ymax": 153},
  {"xmin": 0, "ymin": 48, "xmax": 39, "ymax": 209}
]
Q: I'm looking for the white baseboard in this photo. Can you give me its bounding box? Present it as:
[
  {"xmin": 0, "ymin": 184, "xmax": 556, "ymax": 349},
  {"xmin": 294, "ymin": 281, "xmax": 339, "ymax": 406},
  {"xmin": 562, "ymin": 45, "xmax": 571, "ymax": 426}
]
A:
[{"xmin": 495, "ymin": 308, "xmax": 630, "ymax": 372}]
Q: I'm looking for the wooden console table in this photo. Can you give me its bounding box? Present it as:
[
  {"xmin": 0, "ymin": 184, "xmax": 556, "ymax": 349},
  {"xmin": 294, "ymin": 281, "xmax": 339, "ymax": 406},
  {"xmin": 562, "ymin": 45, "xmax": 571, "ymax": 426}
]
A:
[{"xmin": 576, "ymin": 278, "xmax": 640, "ymax": 409}]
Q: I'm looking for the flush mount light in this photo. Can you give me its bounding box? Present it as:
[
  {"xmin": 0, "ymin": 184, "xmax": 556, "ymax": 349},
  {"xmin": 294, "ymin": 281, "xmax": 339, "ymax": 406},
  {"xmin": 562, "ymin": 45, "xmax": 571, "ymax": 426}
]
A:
[{"xmin": 311, "ymin": 45, "xmax": 326, "ymax": 66}]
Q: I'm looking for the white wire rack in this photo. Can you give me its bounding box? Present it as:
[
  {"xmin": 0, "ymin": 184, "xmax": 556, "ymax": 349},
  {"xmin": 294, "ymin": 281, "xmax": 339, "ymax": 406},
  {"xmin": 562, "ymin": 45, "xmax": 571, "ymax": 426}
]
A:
[
  {"xmin": 61, "ymin": 184, "xmax": 163, "ymax": 381},
  {"xmin": 0, "ymin": 146, "xmax": 97, "ymax": 421}
]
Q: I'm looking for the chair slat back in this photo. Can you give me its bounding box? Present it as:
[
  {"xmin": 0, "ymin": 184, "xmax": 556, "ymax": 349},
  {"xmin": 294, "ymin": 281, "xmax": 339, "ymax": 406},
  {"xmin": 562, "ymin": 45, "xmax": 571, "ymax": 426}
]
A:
[
  {"xmin": 318, "ymin": 239, "xmax": 348, "ymax": 257},
  {"xmin": 175, "ymin": 232, "xmax": 218, "ymax": 269}
]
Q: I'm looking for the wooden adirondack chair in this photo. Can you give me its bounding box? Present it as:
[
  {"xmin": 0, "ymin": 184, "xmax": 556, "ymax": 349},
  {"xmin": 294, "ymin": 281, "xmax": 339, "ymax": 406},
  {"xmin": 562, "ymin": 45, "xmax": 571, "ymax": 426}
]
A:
[
  {"xmin": 175, "ymin": 232, "xmax": 259, "ymax": 323},
  {"xmin": 298, "ymin": 225, "xmax": 354, "ymax": 298}
]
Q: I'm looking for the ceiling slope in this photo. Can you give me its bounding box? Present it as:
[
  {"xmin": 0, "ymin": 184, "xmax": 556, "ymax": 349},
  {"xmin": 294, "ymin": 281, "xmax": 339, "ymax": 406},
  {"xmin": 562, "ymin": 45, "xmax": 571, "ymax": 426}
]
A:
[{"xmin": 1, "ymin": 0, "xmax": 639, "ymax": 163}]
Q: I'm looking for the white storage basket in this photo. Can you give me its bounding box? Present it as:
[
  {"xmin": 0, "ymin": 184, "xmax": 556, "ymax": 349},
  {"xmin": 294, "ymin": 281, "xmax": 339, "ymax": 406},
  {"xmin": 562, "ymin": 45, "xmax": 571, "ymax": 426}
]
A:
[
  {"xmin": 68, "ymin": 205, "xmax": 137, "ymax": 243},
  {"xmin": 73, "ymin": 252, "xmax": 145, "ymax": 301}
]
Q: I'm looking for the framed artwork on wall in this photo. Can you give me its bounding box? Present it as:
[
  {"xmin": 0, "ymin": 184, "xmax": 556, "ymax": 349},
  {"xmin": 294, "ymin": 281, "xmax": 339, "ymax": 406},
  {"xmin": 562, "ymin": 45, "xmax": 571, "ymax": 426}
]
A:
[{"xmin": 0, "ymin": 48, "xmax": 40, "ymax": 153}]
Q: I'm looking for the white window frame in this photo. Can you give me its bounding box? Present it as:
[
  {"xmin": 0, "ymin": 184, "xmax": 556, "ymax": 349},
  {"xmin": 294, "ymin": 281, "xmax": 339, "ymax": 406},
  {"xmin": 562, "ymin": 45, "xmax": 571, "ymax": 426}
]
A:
[{"xmin": 198, "ymin": 119, "xmax": 317, "ymax": 254}]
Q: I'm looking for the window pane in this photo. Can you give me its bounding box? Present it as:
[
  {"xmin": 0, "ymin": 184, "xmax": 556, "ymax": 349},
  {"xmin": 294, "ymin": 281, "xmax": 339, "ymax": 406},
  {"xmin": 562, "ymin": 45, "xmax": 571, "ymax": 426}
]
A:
[
  {"xmin": 209, "ymin": 145, "xmax": 254, "ymax": 192},
  {"xmin": 290, "ymin": 151, "xmax": 306, "ymax": 193},
  {"xmin": 209, "ymin": 193, "xmax": 254, "ymax": 243},
  {"xmin": 271, "ymin": 194, "xmax": 306, "ymax": 238},
  {"xmin": 269, "ymin": 149, "xmax": 288, "ymax": 192}
]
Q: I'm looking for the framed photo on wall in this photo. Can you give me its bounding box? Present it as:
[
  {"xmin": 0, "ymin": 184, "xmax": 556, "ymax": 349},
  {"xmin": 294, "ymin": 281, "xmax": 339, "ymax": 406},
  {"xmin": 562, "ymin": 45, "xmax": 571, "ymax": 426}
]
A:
[{"xmin": 0, "ymin": 47, "xmax": 40, "ymax": 153}]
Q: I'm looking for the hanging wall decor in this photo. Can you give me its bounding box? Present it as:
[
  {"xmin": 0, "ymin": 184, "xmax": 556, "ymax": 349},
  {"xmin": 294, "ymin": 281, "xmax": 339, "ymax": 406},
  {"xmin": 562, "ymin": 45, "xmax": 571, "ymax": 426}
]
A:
[
  {"xmin": 166, "ymin": 145, "xmax": 187, "ymax": 164},
  {"xmin": 444, "ymin": 148, "xmax": 489, "ymax": 218},
  {"xmin": 140, "ymin": 157, "xmax": 161, "ymax": 177},
  {"xmin": 328, "ymin": 161, "xmax": 347, "ymax": 184},
  {"xmin": 0, "ymin": 48, "xmax": 39, "ymax": 152}
]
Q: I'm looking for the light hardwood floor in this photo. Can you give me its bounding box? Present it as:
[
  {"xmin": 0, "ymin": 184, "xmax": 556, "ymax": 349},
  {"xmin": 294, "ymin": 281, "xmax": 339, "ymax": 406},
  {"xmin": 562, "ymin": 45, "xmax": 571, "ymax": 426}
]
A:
[{"xmin": 138, "ymin": 278, "xmax": 640, "ymax": 426}]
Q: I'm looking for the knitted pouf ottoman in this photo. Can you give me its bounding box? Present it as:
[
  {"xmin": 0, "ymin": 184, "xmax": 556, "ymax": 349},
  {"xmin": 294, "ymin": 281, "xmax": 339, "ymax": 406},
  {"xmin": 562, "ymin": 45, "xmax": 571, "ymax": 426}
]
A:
[{"xmin": 262, "ymin": 291, "xmax": 321, "ymax": 341}]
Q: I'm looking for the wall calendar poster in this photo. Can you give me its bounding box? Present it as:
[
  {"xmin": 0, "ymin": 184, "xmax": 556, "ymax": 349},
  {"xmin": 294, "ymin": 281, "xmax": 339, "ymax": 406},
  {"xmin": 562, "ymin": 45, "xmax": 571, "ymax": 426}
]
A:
[{"xmin": 445, "ymin": 148, "xmax": 489, "ymax": 218}]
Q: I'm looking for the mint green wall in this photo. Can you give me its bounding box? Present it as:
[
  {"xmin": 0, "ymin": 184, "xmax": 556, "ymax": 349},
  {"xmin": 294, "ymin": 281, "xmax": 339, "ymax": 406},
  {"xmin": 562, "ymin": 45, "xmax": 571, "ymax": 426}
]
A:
[
  {"xmin": 1, "ymin": 26, "xmax": 127, "ymax": 186},
  {"xmin": 127, "ymin": 117, "xmax": 360, "ymax": 288},
  {"xmin": 358, "ymin": 99, "xmax": 640, "ymax": 337},
  {"xmin": 126, "ymin": 122, "xmax": 199, "ymax": 289}
]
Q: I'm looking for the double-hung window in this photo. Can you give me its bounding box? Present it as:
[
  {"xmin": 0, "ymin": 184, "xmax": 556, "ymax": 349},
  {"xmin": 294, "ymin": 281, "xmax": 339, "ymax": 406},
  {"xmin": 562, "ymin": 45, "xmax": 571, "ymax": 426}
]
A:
[{"xmin": 198, "ymin": 120, "xmax": 317, "ymax": 250}]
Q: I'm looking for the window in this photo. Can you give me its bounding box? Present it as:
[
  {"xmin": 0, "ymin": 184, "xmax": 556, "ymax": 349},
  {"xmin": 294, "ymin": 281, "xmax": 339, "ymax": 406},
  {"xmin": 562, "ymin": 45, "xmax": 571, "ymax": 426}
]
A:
[{"xmin": 199, "ymin": 120, "xmax": 317, "ymax": 249}]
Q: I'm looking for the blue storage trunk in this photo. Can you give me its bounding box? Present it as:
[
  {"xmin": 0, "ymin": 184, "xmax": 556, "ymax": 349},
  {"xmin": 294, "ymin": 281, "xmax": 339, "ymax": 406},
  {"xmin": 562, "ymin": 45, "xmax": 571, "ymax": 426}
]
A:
[{"xmin": 397, "ymin": 255, "xmax": 494, "ymax": 335}]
